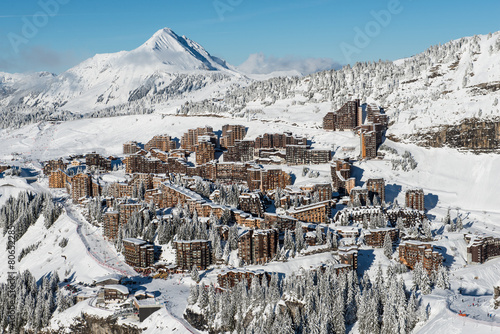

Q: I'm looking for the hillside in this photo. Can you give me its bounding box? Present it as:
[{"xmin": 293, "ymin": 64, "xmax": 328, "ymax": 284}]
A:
[
  {"xmin": 0, "ymin": 28, "xmax": 246, "ymax": 113},
  {"xmin": 175, "ymin": 32, "xmax": 500, "ymax": 150},
  {"xmin": 1, "ymin": 30, "xmax": 499, "ymax": 152},
  {"xmin": 0, "ymin": 28, "xmax": 500, "ymax": 334}
]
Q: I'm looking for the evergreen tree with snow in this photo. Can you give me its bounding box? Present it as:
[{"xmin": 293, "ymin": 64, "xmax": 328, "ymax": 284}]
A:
[
  {"xmin": 228, "ymin": 224, "xmax": 238, "ymax": 251},
  {"xmin": 222, "ymin": 242, "xmax": 230, "ymax": 264},
  {"xmin": 383, "ymin": 232, "xmax": 393, "ymax": 258},
  {"xmin": 191, "ymin": 265, "xmax": 200, "ymax": 283},
  {"xmin": 443, "ymin": 208, "xmax": 451, "ymax": 225},
  {"xmin": 434, "ymin": 265, "xmax": 450, "ymax": 290},
  {"xmin": 283, "ymin": 230, "xmax": 294, "ymax": 252},
  {"xmin": 213, "ymin": 233, "xmax": 222, "ymax": 260},
  {"xmin": 456, "ymin": 212, "xmax": 463, "ymax": 231},
  {"xmin": 188, "ymin": 285, "xmax": 199, "ymax": 305},
  {"xmin": 315, "ymin": 225, "xmax": 324, "ymax": 245},
  {"xmin": 362, "ymin": 215, "xmax": 369, "ymax": 229},
  {"xmin": 295, "ymin": 221, "xmax": 305, "ymax": 252}
]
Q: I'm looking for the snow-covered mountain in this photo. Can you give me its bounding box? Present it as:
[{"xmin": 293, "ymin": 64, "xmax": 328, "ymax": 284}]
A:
[
  {"xmin": 0, "ymin": 28, "xmax": 244, "ymax": 112},
  {"xmin": 1, "ymin": 29, "xmax": 500, "ymax": 150},
  {"xmin": 178, "ymin": 32, "xmax": 500, "ymax": 149}
]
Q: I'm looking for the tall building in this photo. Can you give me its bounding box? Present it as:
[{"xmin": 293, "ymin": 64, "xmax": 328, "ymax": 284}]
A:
[
  {"xmin": 220, "ymin": 124, "xmax": 247, "ymax": 149},
  {"xmin": 43, "ymin": 159, "xmax": 68, "ymax": 175},
  {"xmin": 103, "ymin": 211, "xmax": 120, "ymax": 240},
  {"xmin": 398, "ymin": 240, "xmax": 443, "ymax": 274},
  {"xmin": 323, "ymin": 100, "xmax": 361, "ymax": 131},
  {"xmin": 366, "ymin": 178, "xmax": 385, "ymax": 203},
  {"xmin": 286, "ymin": 144, "xmax": 307, "ymax": 165},
  {"xmin": 123, "ymin": 141, "xmax": 141, "ymax": 155},
  {"xmin": 85, "ymin": 153, "xmax": 112, "ymax": 171},
  {"xmin": 174, "ymin": 240, "xmax": 211, "ymax": 270},
  {"xmin": 331, "ymin": 158, "xmax": 353, "ymax": 195},
  {"xmin": 405, "ymin": 189, "xmax": 425, "ymax": 211},
  {"xmin": 71, "ymin": 173, "xmax": 93, "ymax": 201},
  {"xmin": 237, "ymin": 229, "xmax": 278, "ymax": 265},
  {"xmin": 122, "ymin": 238, "xmax": 155, "ymax": 268},
  {"xmin": 360, "ymin": 130, "xmax": 377, "ymax": 159},
  {"xmin": 195, "ymin": 140, "xmax": 215, "ymax": 165},
  {"xmin": 260, "ymin": 168, "xmax": 292, "ymax": 192},
  {"xmin": 145, "ymin": 135, "xmax": 177, "ymax": 152},
  {"xmin": 181, "ymin": 126, "xmax": 216, "ymax": 151},
  {"xmin": 238, "ymin": 192, "xmax": 265, "ymax": 218},
  {"xmin": 49, "ymin": 169, "xmax": 70, "ymax": 188}
]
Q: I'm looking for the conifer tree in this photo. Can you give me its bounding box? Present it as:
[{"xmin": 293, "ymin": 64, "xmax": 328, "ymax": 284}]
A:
[
  {"xmin": 295, "ymin": 221, "xmax": 305, "ymax": 252},
  {"xmin": 383, "ymin": 232, "xmax": 393, "ymax": 258},
  {"xmin": 191, "ymin": 265, "xmax": 200, "ymax": 283},
  {"xmin": 315, "ymin": 225, "xmax": 324, "ymax": 245}
]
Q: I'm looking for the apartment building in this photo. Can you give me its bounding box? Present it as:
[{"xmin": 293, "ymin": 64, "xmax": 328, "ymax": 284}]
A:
[
  {"xmin": 364, "ymin": 228, "xmax": 399, "ymax": 247},
  {"xmin": 286, "ymin": 200, "xmax": 333, "ymax": 223},
  {"xmin": 174, "ymin": 240, "xmax": 211, "ymax": 270},
  {"xmin": 366, "ymin": 178, "xmax": 385, "ymax": 203},
  {"xmin": 86, "ymin": 153, "xmax": 112, "ymax": 171},
  {"xmin": 43, "ymin": 159, "xmax": 68, "ymax": 175},
  {"xmin": 405, "ymin": 188, "xmax": 425, "ymax": 211},
  {"xmin": 195, "ymin": 140, "xmax": 215, "ymax": 165},
  {"xmin": 145, "ymin": 135, "xmax": 177, "ymax": 152},
  {"xmin": 465, "ymin": 234, "xmax": 500, "ymax": 264},
  {"xmin": 398, "ymin": 240, "xmax": 443, "ymax": 273},
  {"xmin": 123, "ymin": 141, "xmax": 141, "ymax": 155},
  {"xmin": 237, "ymin": 229, "xmax": 278, "ymax": 265},
  {"xmin": 103, "ymin": 211, "xmax": 120, "ymax": 240},
  {"xmin": 123, "ymin": 238, "xmax": 155, "ymax": 268},
  {"xmin": 181, "ymin": 126, "xmax": 216, "ymax": 151},
  {"xmin": 220, "ymin": 124, "xmax": 247, "ymax": 149},
  {"xmin": 323, "ymin": 100, "xmax": 361, "ymax": 131}
]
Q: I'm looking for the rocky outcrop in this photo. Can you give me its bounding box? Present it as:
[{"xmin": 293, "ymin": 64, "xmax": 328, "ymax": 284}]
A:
[
  {"xmin": 184, "ymin": 308, "xmax": 209, "ymax": 332},
  {"xmin": 66, "ymin": 315, "xmax": 141, "ymax": 334},
  {"xmin": 404, "ymin": 117, "xmax": 500, "ymax": 152}
]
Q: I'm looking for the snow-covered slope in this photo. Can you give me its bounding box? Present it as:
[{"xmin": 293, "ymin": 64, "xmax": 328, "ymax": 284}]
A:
[
  {"xmin": 2, "ymin": 30, "xmax": 500, "ymax": 145},
  {"xmin": 178, "ymin": 31, "xmax": 500, "ymax": 144},
  {"xmin": 0, "ymin": 28, "xmax": 244, "ymax": 112}
]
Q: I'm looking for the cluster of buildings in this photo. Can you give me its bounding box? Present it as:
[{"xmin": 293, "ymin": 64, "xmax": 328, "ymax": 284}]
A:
[
  {"xmin": 122, "ymin": 154, "xmax": 292, "ymax": 193},
  {"xmin": 323, "ymin": 100, "xmax": 388, "ymax": 159},
  {"xmin": 43, "ymin": 114, "xmax": 453, "ymax": 281},
  {"xmin": 124, "ymin": 125, "xmax": 331, "ymax": 170}
]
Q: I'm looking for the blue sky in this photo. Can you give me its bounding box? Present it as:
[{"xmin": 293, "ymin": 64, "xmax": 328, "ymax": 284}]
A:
[{"xmin": 0, "ymin": 0, "xmax": 499, "ymax": 73}]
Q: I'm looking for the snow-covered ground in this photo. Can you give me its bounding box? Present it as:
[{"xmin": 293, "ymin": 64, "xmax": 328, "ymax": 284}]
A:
[{"xmin": 0, "ymin": 112, "xmax": 499, "ymax": 333}]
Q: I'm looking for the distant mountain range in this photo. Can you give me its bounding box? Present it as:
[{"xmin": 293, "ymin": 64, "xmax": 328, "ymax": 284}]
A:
[
  {"xmin": 0, "ymin": 28, "xmax": 242, "ymax": 112},
  {"xmin": 0, "ymin": 28, "xmax": 499, "ymax": 149}
]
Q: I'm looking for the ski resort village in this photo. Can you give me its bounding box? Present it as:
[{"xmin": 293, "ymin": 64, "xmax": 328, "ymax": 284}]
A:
[{"xmin": 0, "ymin": 9, "xmax": 499, "ymax": 332}]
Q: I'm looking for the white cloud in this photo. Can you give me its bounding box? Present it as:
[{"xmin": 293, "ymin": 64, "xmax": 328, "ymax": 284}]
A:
[
  {"xmin": 237, "ymin": 53, "xmax": 342, "ymax": 76},
  {"xmin": 0, "ymin": 45, "xmax": 82, "ymax": 74}
]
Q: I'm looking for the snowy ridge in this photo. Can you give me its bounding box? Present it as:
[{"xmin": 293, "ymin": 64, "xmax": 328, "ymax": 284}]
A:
[
  {"xmin": 1, "ymin": 29, "xmax": 499, "ymax": 140},
  {"xmin": 177, "ymin": 31, "xmax": 500, "ymax": 139},
  {"xmin": 0, "ymin": 27, "xmax": 244, "ymax": 113}
]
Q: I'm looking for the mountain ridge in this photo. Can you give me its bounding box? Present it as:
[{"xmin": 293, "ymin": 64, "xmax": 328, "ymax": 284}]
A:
[{"xmin": 0, "ymin": 29, "xmax": 499, "ymax": 150}]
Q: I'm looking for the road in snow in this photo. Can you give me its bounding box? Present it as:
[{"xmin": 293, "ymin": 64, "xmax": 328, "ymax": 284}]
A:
[{"xmin": 64, "ymin": 202, "xmax": 137, "ymax": 277}]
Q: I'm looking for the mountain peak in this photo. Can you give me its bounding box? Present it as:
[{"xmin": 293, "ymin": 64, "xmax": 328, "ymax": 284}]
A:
[
  {"xmin": 141, "ymin": 27, "xmax": 185, "ymax": 52},
  {"xmin": 136, "ymin": 27, "xmax": 228, "ymax": 72}
]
